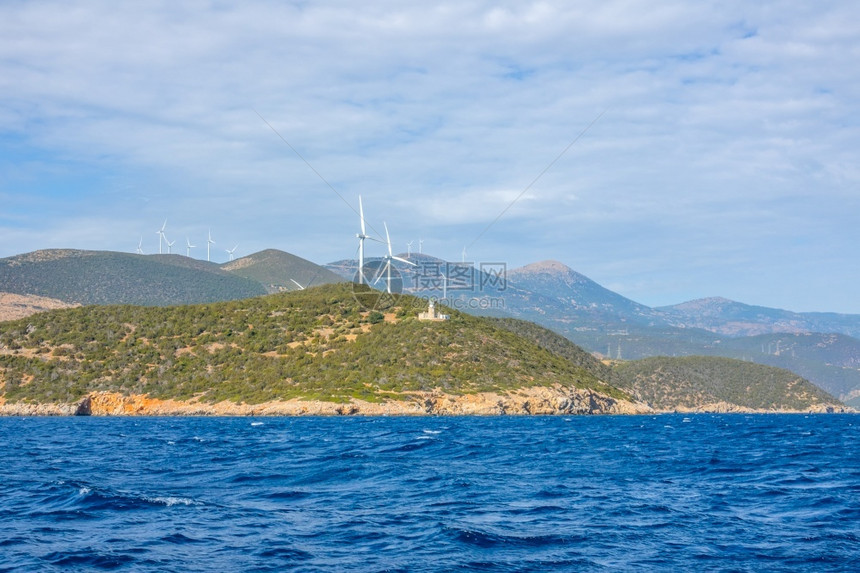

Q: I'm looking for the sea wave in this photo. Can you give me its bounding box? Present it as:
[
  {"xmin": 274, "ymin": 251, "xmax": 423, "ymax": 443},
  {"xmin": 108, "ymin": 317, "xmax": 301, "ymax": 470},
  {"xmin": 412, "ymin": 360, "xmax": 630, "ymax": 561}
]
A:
[{"xmin": 2, "ymin": 415, "xmax": 859, "ymax": 571}]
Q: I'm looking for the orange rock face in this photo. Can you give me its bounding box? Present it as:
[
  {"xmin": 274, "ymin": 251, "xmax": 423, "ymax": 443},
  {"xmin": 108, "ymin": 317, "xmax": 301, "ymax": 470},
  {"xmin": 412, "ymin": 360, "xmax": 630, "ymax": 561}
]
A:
[
  {"xmin": 3, "ymin": 390, "xmax": 845, "ymax": 417},
  {"xmin": 2, "ymin": 386, "xmax": 652, "ymax": 417}
]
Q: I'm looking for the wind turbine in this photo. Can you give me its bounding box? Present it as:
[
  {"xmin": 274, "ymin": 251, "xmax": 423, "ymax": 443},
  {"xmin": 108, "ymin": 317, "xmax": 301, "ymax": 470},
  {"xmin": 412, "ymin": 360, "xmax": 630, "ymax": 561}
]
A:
[
  {"xmin": 207, "ymin": 229, "xmax": 215, "ymax": 262},
  {"xmin": 136, "ymin": 237, "xmax": 143, "ymax": 255},
  {"xmin": 406, "ymin": 240, "xmax": 413, "ymax": 258},
  {"xmin": 371, "ymin": 222, "xmax": 416, "ymax": 294},
  {"xmin": 186, "ymin": 237, "xmax": 196, "ymax": 257},
  {"xmin": 290, "ymin": 278, "xmax": 306, "ymax": 290},
  {"xmin": 156, "ymin": 220, "xmax": 167, "ymax": 254},
  {"xmin": 355, "ymin": 195, "xmax": 382, "ymax": 285},
  {"xmin": 165, "ymin": 236, "xmax": 175, "ymax": 254},
  {"xmin": 226, "ymin": 244, "xmax": 238, "ymax": 261},
  {"xmin": 461, "ymin": 246, "xmax": 467, "ymax": 263},
  {"xmin": 418, "ymin": 238, "xmax": 424, "ymax": 254}
]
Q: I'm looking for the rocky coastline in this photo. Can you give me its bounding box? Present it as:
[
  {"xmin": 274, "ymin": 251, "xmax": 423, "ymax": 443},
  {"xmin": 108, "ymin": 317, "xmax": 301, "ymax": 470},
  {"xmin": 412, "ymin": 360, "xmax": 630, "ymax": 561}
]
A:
[{"xmin": 0, "ymin": 387, "xmax": 849, "ymax": 417}]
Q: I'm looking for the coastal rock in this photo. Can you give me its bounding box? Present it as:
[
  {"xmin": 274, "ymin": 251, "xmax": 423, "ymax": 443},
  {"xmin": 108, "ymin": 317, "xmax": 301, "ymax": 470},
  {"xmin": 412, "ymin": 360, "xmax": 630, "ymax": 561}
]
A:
[
  {"xmin": 0, "ymin": 397, "xmax": 76, "ymax": 416},
  {"xmin": 669, "ymin": 401, "xmax": 851, "ymax": 414},
  {"xmin": 418, "ymin": 386, "xmax": 650, "ymax": 416},
  {"xmin": 1, "ymin": 386, "xmax": 651, "ymax": 417},
  {"xmin": 2, "ymin": 388, "xmax": 848, "ymax": 417}
]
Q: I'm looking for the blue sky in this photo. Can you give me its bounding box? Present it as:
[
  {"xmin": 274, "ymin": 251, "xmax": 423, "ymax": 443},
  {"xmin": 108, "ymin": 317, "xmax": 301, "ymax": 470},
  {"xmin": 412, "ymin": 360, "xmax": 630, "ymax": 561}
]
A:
[{"xmin": 1, "ymin": 1, "xmax": 859, "ymax": 312}]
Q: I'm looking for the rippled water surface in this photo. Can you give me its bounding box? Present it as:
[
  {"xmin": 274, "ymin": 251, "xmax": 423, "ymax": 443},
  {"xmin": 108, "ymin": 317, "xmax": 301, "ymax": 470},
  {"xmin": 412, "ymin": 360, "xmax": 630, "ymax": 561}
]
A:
[{"xmin": 2, "ymin": 415, "xmax": 859, "ymax": 571}]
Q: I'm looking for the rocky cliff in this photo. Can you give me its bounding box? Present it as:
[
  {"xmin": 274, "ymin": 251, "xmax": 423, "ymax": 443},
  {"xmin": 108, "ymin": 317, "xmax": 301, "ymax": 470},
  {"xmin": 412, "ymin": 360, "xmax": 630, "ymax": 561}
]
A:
[{"xmin": 1, "ymin": 386, "xmax": 650, "ymax": 417}]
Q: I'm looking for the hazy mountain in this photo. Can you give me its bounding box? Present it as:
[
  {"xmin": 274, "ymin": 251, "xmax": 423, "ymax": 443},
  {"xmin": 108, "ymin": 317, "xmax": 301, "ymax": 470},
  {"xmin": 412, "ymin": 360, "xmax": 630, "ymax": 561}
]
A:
[
  {"xmin": 506, "ymin": 260, "xmax": 662, "ymax": 325},
  {"xmin": 659, "ymin": 297, "xmax": 860, "ymax": 338},
  {"xmin": 221, "ymin": 249, "xmax": 344, "ymax": 293},
  {"xmin": 325, "ymin": 259, "xmax": 359, "ymax": 282}
]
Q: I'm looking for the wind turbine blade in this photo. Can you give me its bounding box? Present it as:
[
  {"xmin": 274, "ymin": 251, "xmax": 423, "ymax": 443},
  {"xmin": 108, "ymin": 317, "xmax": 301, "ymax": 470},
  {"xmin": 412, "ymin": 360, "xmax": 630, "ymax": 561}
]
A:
[
  {"xmin": 370, "ymin": 264, "xmax": 387, "ymax": 286},
  {"xmin": 359, "ymin": 195, "xmax": 366, "ymax": 235},
  {"xmin": 392, "ymin": 256, "xmax": 417, "ymax": 266},
  {"xmin": 384, "ymin": 222, "xmax": 392, "ymax": 257},
  {"xmin": 290, "ymin": 279, "xmax": 305, "ymax": 290}
]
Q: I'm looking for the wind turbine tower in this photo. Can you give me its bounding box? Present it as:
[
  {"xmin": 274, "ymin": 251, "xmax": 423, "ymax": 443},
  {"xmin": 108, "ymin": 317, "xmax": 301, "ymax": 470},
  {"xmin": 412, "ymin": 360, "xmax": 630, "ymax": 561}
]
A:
[
  {"xmin": 156, "ymin": 220, "xmax": 167, "ymax": 254},
  {"xmin": 207, "ymin": 229, "xmax": 215, "ymax": 262},
  {"xmin": 355, "ymin": 195, "xmax": 376, "ymax": 285},
  {"xmin": 371, "ymin": 222, "xmax": 416, "ymax": 294},
  {"xmin": 406, "ymin": 240, "xmax": 413, "ymax": 258}
]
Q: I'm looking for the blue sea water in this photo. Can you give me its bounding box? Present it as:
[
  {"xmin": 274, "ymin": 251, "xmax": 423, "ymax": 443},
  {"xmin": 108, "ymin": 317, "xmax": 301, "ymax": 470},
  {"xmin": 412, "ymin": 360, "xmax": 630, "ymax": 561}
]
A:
[{"xmin": 1, "ymin": 415, "xmax": 859, "ymax": 572}]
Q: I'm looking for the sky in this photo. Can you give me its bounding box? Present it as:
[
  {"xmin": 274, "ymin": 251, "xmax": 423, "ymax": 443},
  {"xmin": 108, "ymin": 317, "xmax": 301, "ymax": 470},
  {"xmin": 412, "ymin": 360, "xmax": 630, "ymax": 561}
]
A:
[{"xmin": 1, "ymin": 1, "xmax": 859, "ymax": 313}]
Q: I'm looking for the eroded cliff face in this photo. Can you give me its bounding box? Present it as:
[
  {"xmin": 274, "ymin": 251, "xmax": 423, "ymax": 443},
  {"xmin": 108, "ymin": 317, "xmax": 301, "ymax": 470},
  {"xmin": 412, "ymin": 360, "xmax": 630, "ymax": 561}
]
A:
[
  {"xmin": 416, "ymin": 387, "xmax": 650, "ymax": 415},
  {"xmin": 0, "ymin": 399, "xmax": 76, "ymax": 416},
  {"xmin": 1, "ymin": 386, "xmax": 651, "ymax": 416},
  {"xmin": 2, "ymin": 387, "xmax": 848, "ymax": 417}
]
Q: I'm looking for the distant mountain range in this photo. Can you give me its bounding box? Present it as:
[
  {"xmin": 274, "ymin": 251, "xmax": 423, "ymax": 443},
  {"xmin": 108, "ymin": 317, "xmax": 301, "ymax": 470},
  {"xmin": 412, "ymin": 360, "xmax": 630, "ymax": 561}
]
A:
[
  {"xmin": 495, "ymin": 260, "xmax": 860, "ymax": 406},
  {"xmin": 3, "ymin": 248, "xmax": 860, "ymax": 407},
  {"xmin": 0, "ymin": 249, "xmax": 341, "ymax": 306},
  {"xmin": 658, "ymin": 297, "xmax": 860, "ymax": 338}
]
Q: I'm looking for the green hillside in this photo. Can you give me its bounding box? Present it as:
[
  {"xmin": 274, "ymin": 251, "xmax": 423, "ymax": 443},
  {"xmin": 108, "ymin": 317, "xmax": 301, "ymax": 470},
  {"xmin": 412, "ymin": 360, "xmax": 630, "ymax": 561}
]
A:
[
  {"xmin": 221, "ymin": 249, "xmax": 344, "ymax": 293},
  {"xmin": 0, "ymin": 283, "xmax": 624, "ymax": 406},
  {"xmin": 0, "ymin": 250, "xmax": 266, "ymax": 305},
  {"xmin": 486, "ymin": 317, "xmax": 612, "ymax": 380},
  {"xmin": 611, "ymin": 355, "xmax": 839, "ymax": 411},
  {"xmin": 716, "ymin": 332, "xmax": 860, "ymax": 400},
  {"xmin": 549, "ymin": 321, "xmax": 860, "ymax": 402}
]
